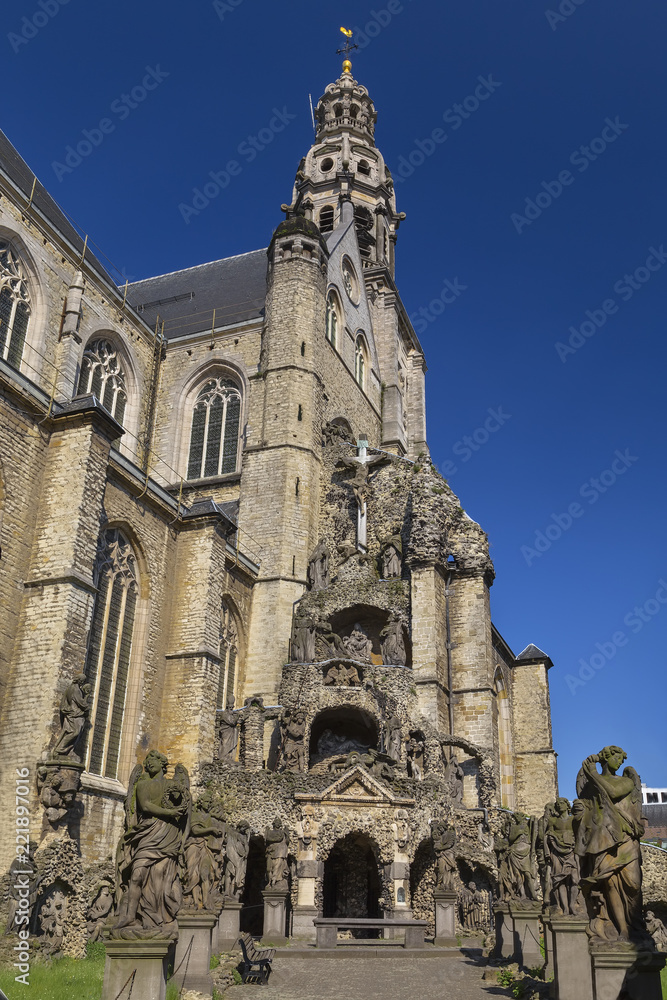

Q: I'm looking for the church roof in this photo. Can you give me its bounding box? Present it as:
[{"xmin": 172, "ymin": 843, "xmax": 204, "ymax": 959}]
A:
[
  {"xmin": 517, "ymin": 643, "xmax": 551, "ymax": 662},
  {"xmin": 126, "ymin": 250, "xmax": 267, "ymax": 341}
]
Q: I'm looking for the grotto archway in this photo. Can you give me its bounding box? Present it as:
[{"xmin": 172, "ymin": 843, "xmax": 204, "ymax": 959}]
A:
[{"xmin": 322, "ymin": 832, "xmax": 383, "ymax": 931}]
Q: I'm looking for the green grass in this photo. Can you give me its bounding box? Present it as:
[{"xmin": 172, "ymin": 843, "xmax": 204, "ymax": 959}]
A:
[
  {"xmin": 0, "ymin": 942, "xmax": 105, "ymax": 1000},
  {"xmin": 661, "ymin": 963, "xmax": 667, "ymax": 1000}
]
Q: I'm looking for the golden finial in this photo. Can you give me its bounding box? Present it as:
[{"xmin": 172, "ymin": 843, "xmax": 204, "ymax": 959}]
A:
[{"xmin": 337, "ymin": 27, "xmax": 357, "ymax": 74}]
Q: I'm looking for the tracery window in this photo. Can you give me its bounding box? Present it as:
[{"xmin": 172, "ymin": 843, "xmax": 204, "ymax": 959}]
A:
[
  {"xmin": 217, "ymin": 601, "xmax": 239, "ymax": 710},
  {"xmin": 325, "ymin": 292, "xmax": 338, "ymax": 349},
  {"xmin": 187, "ymin": 377, "xmax": 242, "ymax": 480},
  {"xmin": 0, "ymin": 242, "xmax": 31, "ymax": 369},
  {"xmin": 77, "ymin": 339, "xmax": 127, "ymax": 425},
  {"xmin": 355, "ymin": 336, "xmax": 366, "ymax": 388},
  {"xmin": 84, "ymin": 528, "xmax": 139, "ymax": 780}
]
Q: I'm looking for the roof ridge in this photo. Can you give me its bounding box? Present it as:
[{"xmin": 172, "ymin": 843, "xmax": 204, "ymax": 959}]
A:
[{"xmin": 128, "ymin": 248, "xmax": 268, "ymax": 286}]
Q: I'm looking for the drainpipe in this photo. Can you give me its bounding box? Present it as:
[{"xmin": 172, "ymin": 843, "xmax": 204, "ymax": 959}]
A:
[{"xmin": 445, "ymin": 569, "xmax": 454, "ymax": 739}]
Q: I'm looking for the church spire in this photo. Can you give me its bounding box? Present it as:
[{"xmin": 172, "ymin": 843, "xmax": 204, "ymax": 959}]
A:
[{"xmin": 336, "ymin": 26, "xmax": 357, "ymax": 76}]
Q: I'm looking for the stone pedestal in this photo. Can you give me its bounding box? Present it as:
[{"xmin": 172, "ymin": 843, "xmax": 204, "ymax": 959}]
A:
[
  {"xmin": 434, "ymin": 889, "xmax": 458, "ymax": 946},
  {"xmin": 262, "ymin": 889, "xmax": 288, "ymax": 945},
  {"xmin": 493, "ymin": 902, "xmax": 514, "ymax": 960},
  {"xmin": 292, "ymin": 905, "xmax": 319, "ymax": 941},
  {"xmin": 102, "ymin": 937, "xmax": 171, "ymax": 1000},
  {"xmin": 551, "ymin": 916, "xmax": 593, "ymax": 1000},
  {"xmin": 591, "ymin": 947, "xmax": 666, "ymax": 1000},
  {"xmin": 172, "ymin": 910, "xmax": 217, "ymax": 997},
  {"xmin": 215, "ymin": 900, "xmax": 242, "ymax": 952},
  {"xmin": 509, "ymin": 902, "xmax": 543, "ymax": 969}
]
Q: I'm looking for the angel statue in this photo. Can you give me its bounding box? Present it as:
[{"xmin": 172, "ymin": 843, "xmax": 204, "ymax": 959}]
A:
[
  {"xmin": 112, "ymin": 751, "xmax": 191, "ymax": 939},
  {"xmin": 573, "ymin": 745, "xmax": 648, "ymax": 944}
]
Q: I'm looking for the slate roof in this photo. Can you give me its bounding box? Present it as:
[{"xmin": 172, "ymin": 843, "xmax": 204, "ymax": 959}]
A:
[
  {"xmin": 126, "ymin": 250, "xmax": 268, "ymax": 341},
  {"xmin": 517, "ymin": 643, "xmax": 550, "ymax": 661},
  {"xmin": 0, "ymin": 129, "xmax": 117, "ymax": 287}
]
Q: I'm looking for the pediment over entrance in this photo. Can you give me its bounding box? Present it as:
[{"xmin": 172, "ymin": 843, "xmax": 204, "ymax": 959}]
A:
[{"xmin": 295, "ymin": 765, "xmax": 414, "ymax": 808}]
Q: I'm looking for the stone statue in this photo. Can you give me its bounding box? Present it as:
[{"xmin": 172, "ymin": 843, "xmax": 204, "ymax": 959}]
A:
[
  {"xmin": 279, "ymin": 709, "xmax": 306, "ymax": 772},
  {"xmin": 460, "ymin": 881, "xmax": 490, "ymax": 932},
  {"xmin": 407, "ymin": 733, "xmax": 425, "ymax": 780},
  {"xmin": 505, "ymin": 813, "xmax": 538, "ymax": 901},
  {"xmin": 344, "ymin": 623, "xmax": 373, "ymax": 662},
  {"xmin": 323, "ymin": 662, "xmax": 361, "ymax": 686},
  {"xmin": 494, "ymin": 820, "xmax": 513, "ymax": 901},
  {"xmin": 223, "ymin": 821, "xmax": 250, "ymax": 901},
  {"xmin": 113, "ymin": 750, "xmax": 190, "ymax": 939},
  {"xmin": 52, "ymin": 674, "xmax": 91, "ymax": 759},
  {"xmin": 393, "ymin": 809, "xmax": 409, "ymax": 850},
  {"xmin": 296, "ymin": 806, "xmax": 319, "ymax": 853},
  {"xmin": 544, "ymin": 797, "xmax": 581, "ymax": 915},
  {"xmin": 322, "ymin": 421, "xmax": 348, "ymax": 447},
  {"xmin": 217, "ymin": 695, "xmax": 240, "ymax": 762},
  {"xmin": 380, "ymin": 528, "xmax": 402, "ymax": 579},
  {"xmin": 37, "ymin": 763, "xmax": 82, "ymax": 824},
  {"xmin": 38, "ymin": 887, "xmax": 67, "ymax": 954},
  {"xmin": 432, "ymin": 821, "xmax": 457, "ymax": 890},
  {"xmin": 536, "ymin": 801, "xmax": 555, "ymax": 905},
  {"xmin": 444, "ymin": 753, "xmax": 464, "ymax": 805},
  {"xmin": 573, "ymin": 746, "xmax": 647, "ymax": 944},
  {"xmin": 183, "ymin": 790, "xmax": 225, "ymax": 910},
  {"xmin": 307, "ymin": 540, "xmax": 329, "ymax": 591},
  {"xmin": 315, "ymin": 621, "xmax": 347, "ymax": 660},
  {"xmin": 646, "ymin": 911, "xmax": 667, "ymax": 951},
  {"xmin": 265, "ymin": 818, "xmax": 289, "ymax": 890},
  {"xmin": 87, "ymin": 881, "xmax": 114, "ymax": 941},
  {"xmin": 385, "ymin": 715, "xmax": 402, "ymax": 763},
  {"xmin": 292, "ymin": 613, "xmax": 316, "ymax": 662},
  {"xmin": 380, "ymin": 618, "xmax": 406, "ymax": 665}
]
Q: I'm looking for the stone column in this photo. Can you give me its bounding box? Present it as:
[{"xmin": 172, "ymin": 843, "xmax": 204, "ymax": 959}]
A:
[
  {"xmin": 591, "ymin": 947, "xmax": 665, "ymax": 1000},
  {"xmin": 550, "ymin": 916, "xmax": 592, "ymax": 1000},
  {"xmin": 172, "ymin": 910, "xmax": 217, "ymax": 996},
  {"xmin": 215, "ymin": 900, "xmax": 242, "ymax": 952},
  {"xmin": 434, "ymin": 889, "xmax": 458, "ymax": 946},
  {"xmin": 509, "ymin": 902, "xmax": 543, "ymax": 969},
  {"xmin": 262, "ymin": 889, "xmax": 288, "ymax": 945},
  {"xmin": 493, "ymin": 902, "xmax": 514, "ymax": 959},
  {"xmin": 102, "ymin": 938, "xmax": 171, "ymax": 1000}
]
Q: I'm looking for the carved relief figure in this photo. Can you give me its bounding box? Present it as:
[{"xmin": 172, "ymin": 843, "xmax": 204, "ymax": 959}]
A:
[
  {"xmin": 52, "ymin": 674, "xmax": 91, "ymax": 759},
  {"xmin": 38, "ymin": 887, "xmax": 67, "ymax": 953},
  {"xmin": 432, "ymin": 821, "xmax": 457, "ymax": 890},
  {"xmin": 573, "ymin": 746, "xmax": 646, "ymax": 943},
  {"xmin": 292, "ymin": 614, "xmax": 316, "ymax": 662},
  {"xmin": 380, "ymin": 618, "xmax": 406, "ymax": 665},
  {"xmin": 545, "ymin": 797, "xmax": 580, "ymax": 915},
  {"xmin": 218, "ymin": 695, "xmax": 240, "ymax": 762},
  {"xmin": 296, "ymin": 806, "xmax": 319, "ymax": 853},
  {"xmin": 393, "ymin": 809, "xmax": 409, "ymax": 850},
  {"xmin": 307, "ymin": 540, "xmax": 330, "ymax": 591},
  {"xmin": 113, "ymin": 750, "xmax": 190, "ymax": 938},
  {"xmin": 344, "ymin": 623, "xmax": 373, "ymax": 662},
  {"xmin": 87, "ymin": 882, "xmax": 114, "ymax": 941},
  {"xmin": 279, "ymin": 709, "xmax": 306, "ymax": 772},
  {"xmin": 265, "ymin": 818, "xmax": 289, "ymax": 890},
  {"xmin": 323, "ymin": 662, "xmax": 361, "ymax": 686},
  {"xmin": 37, "ymin": 764, "xmax": 82, "ymax": 824}
]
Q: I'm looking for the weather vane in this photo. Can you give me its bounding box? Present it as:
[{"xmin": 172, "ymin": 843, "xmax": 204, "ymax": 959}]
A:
[{"xmin": 336, "ymin": 26, "xmax": 357, "ymax": 73}]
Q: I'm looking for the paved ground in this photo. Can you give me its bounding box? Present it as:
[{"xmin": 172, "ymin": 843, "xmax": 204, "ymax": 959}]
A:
[{"xmin": 221, "ymin": 950, "xmax": 508, "ymax": 1000}]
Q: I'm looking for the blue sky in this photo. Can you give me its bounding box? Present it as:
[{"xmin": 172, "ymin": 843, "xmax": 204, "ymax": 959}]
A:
[{"xmin": 5, "ymin": 0, "xmax": 666, "ymax": 798}]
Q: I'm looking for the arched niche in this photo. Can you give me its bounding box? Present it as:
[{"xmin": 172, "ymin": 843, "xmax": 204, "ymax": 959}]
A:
[
  {"xmin": 308, "ymin": 705, "xmax": 379, "ymax": 769},
  {"xmin": 329, "ymin": 604, "xmax": 411, "ymax": 668}
]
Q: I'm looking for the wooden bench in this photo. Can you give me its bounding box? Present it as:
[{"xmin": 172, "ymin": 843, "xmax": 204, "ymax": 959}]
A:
[
  {"xmin": 313, "ymin": 917, "xmax": 428, "ymax": 949},
  {"xmin": 239, "ymin": 932, "xmax": 275, "ymax": 984}
]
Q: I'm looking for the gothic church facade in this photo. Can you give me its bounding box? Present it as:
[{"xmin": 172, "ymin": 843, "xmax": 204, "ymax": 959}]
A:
[{"xmin": 0, "ymin": 64, "xmax": 557, "ymax": 926}]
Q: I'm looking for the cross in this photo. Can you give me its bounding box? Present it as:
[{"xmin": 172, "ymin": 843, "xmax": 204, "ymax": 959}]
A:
[{"xmin": 336, "ymin": 26, "xmax": 358, "ymax": 61}]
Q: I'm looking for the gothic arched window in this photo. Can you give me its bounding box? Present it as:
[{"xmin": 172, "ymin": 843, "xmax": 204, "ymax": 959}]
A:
[
  {"xmin": 187, "ymin": 377, "xmax": 242, "ymax": 480},
  {"xmin": 0, "ymin": 242, "xmax": 31, "ymax": 369},
  {"xmin": 217, "ymin": 601, "xmax": 239, "ymax": 710},
  {"xmin": 325, "ymin": 293, "xmax": 338, "ymax": 349},
  {"xmin": 85, "ymin": 528, "xmax": 139, "ymax": 780},
  {"xmin": 77, "ymin": 339, "xmax": 127, "ymax": 425},
  {"xmin": 355, "ymin": 335, "xmax": 367, "ymax": 389}
]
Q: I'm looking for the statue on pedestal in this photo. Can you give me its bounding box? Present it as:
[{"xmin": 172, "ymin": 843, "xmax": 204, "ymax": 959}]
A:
[
  {"xmin": 112, "ymin": 751, "xmax": 190, "ymax": 939},
  {"xmin": 407, "ymin": 732, "xmax": 425, "ymax": 780},
  {"xmin": 223, "ymin": 822, "xmax": 250, "ymax": 901},
  {"xmin": 544, "ymin": 797, "xmax": 581, "ymax": 915},
  {"xmin": 380, "ymin": 528, "xmax": 402, "ymax": 579},
  {"xmin": 217, "ymin": 695, "xmax": 240, "ymax": 762},
  {"xmin": 52, "ymin": 674, "xmax": 91, "ymax": 760},
  {"xmin": 385, "ymin": 715, "xmax": 402, "ymax": 763},
  {"xmin": 444, "ymin": 753, "xmax": 464, "ymax": 805},
  {"xmin": 265, "ymin": 818, "xmax": 289, "ymax": 891},
  {"xmin": 279, "ymin": 709, "xmax": 306, "ymax": 772},
  {"xmin": 505, "ymin": 813, "xmax": 538, "ymax": 901},
  {"xmin": 182, "ymin": 791, "xmax": 225, "ymax": 910},
  {"xmin": 432, "ymin": 821, "xmax": 457, "ymax": 890},
  {"xmin": 573, "ymin": 746, "xmax": 648, "ymax": 944},
  {"xmin": 292, "ymin": 614, "xmax": 316, "ymax": 662}
]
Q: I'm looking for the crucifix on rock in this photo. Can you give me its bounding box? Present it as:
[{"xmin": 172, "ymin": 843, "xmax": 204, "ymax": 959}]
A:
[{"xmin": 337, "ymin": 438, "xmax": 388, "ymax": 553}]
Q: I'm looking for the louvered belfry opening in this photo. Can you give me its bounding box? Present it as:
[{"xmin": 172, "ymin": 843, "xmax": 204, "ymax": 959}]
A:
[
  {"xmin": 187, "ymin": 377, "xmax": 242, "ymax": 480},
  {"xmin": 84, "ymin": 528, "xmax": 138, "ymax": 780}
]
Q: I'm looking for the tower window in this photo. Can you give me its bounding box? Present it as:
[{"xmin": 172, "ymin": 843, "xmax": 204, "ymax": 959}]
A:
[
  {"xmin": 354, "ymin": 206, "xmax": 374, "ymax": 260},
  {"xmin": 355, "ymin": 335, "xmax": 367, "ymax": 389},
  {"xmin": 77, "ymin": 339, "xmax": 128, "ymax": 425},
  {"xmin": 325, "ymin": 292, "xmax": 338, "ymax": 349},
  {"xmin": 350, "ymin": 105, "xmax": 359, "ymax": 119},
  {"xmin": 85, "ymin": 528, "xmax": 138, "ymax": 780},
  {"xmin": 187, "ymin": 376, "xmax": 242, "ymax": 480},
  {"xmin": 319, "ymin": 205, "xmax": 335, "ymax": 233},
  {"xmin": 320, "ymin": 157, "xmax": 334, "ymax": 173},
  {"xmin": 0, "ymin": 241, "xmax": 31, "ymax": 369},
  {"xmin": 358, "ymin": 159, "xmax": 371, "ymax": 176}
]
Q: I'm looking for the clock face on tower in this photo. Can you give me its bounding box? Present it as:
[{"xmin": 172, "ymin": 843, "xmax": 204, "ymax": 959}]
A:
[{"xmin": 342, "ymin": 258, "xmax": 359, "ymax": 304}]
